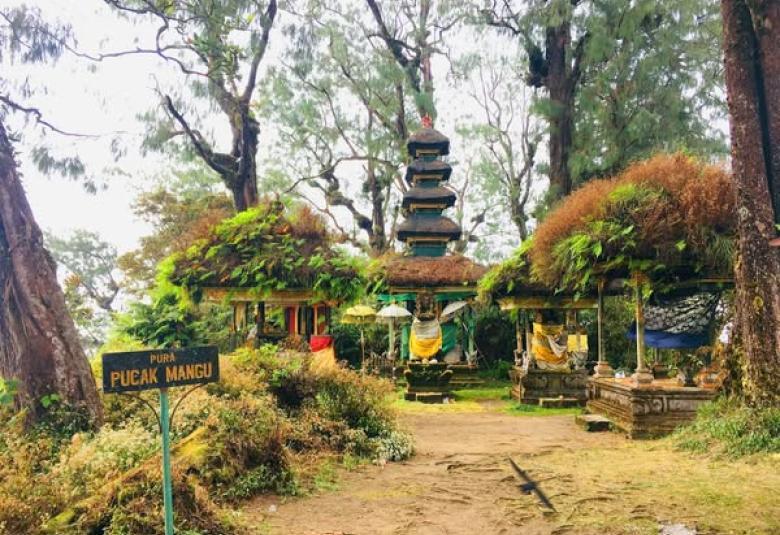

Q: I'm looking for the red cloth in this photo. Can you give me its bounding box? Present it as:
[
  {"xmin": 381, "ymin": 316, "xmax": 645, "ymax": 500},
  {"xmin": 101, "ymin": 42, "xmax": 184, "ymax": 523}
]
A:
[{"xmin": 309, "ymin": 335, "xmax": 333, "ymax": 352}]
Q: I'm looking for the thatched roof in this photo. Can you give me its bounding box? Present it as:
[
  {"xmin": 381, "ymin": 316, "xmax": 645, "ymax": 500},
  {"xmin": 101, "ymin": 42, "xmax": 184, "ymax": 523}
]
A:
[
  {"xmin": 397, "ymin": 214, "xmax": 461, "ymax": 242},
  {"xmin": 402, "ymin": 186, "xmax": 457, "ymax": 208},
  {"xmin": 404, "ymin": 159, "xmax": 452, "ymax": 183},
  {"xmin": 167, "ymin": 201, "xmax": 365, "ymax": 303},
  {"xmin": 377, "ymin": 254, "xmax": 487, "ymax": 288},
  {"xmin": 530, "ymin": 153, "xmax": 736, "ymax": 292},
  {"xmin": 407, "ymin": 127, "xmax": 450, "ymax": 157}
]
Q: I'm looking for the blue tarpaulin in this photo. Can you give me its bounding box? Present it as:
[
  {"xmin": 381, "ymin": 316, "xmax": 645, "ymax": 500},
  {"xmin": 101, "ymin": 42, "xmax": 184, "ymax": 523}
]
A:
[{"xmin": 626, "ymin": 323, "xmax": 708, "ymax": 349}]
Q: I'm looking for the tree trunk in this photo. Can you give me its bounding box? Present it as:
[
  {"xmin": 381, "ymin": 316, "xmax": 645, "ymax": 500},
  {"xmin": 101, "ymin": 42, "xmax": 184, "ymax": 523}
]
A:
[
  {"xmin": 367, "ymin": 161, "xmax": 387, "ymax": 256},
  {"xmin": 544, "ymin": 23, "xmax": 574, "ymax": 199},
  {"xmin": 0, "ymin": 120, "xmax": 102, "ymax": 424},
  {"xmin": 228, "ymin": 107, "xmax": 260, "ymax": 212},
  {"xmin": 721, "ymin": 0, "xmax": 780, "ymax": 407}
]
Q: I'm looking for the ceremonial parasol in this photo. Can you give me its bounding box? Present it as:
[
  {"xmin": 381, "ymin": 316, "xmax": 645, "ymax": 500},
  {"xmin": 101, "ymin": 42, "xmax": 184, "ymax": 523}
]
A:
[
  {"xmin": 376, "ymin": 303, "xmax": 412, "ymax": 360},
  {"xmin": 341, "ymin": 305, "xmax": 377, "ymax": 370},
  {"xmin": 440, "ymin": 300, "xmax": 468, "ymax": 322}
]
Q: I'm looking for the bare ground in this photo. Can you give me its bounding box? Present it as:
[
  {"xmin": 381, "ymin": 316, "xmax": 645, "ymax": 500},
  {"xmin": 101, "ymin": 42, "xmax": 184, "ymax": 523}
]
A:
[{"xmin": 243, "ymin": 403, "xmax": 780, "ymax": 535}]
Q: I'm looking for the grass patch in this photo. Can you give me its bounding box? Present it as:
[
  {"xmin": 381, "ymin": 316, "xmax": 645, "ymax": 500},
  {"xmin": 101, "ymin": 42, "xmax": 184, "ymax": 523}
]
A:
[
  {"xmin": 673, "ymin": 396, "xmax": 780, "ymax": 458},
  {"xmin": 391, "ymin": 382, "xmax": 513, "ymax": 414},
  {"xmin": 505, "ymin": 402, "xmax": 583, "ymax": 417},
  {"xmin": 312, "ymin": 460, "xmax": 340, "ymax": 493},
  {"xmin": 391, "ymin": 396, "xmax": 485, "ymax": 414},
  {"xmin": 452, "ymin": 381, "xmax": 511, "ymax": 402}
]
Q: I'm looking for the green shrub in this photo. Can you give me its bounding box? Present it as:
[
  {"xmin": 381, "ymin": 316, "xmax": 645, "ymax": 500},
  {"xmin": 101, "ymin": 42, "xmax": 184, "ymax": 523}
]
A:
[
  {"xmin": 315, "ymin": 368, "xmax": 395, "ymax": 438},
  {"xmin": 474, "ymin": 305, "xmax": 516, "ymax": 364},
  {"xmin": 1, "ymin": 345, "xmax": 411, "ymax": 533},
  {"xmin": 374, "ymin": 430, "xmax": 415, "ymax": 462},
  {"xmin": 199, "ymin": 394, "xmax": 295, "ymax": 500},
  {"xmin": 56, "ymin": 422, "xmax": 159, "ymax": 498},
  {"xmin": 674, "ymin": 397, "xmax": 780, "ymax": 458}
]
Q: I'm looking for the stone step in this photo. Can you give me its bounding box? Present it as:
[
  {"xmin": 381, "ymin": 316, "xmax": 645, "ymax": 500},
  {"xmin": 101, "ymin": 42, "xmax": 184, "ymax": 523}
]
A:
[
  {"xmin": 538, "ymin": 396, "xmax": 580, "ymax": 408},
  {"xmin": 576, "ymin": 414, "xmax": 612, "ymax": 432},
  {"xmin": 404, "ymin": 392, "xmax": 448, "ymax": 404}
]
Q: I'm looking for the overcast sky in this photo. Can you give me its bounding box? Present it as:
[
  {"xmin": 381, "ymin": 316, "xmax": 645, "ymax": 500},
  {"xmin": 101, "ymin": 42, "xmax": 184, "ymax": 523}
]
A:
[
  {"xmin": 2, "ymin": 0, "xmax": 542, "ymax": 262},
  {"xmin": 2, "ymin": 0, "xmax": 180, "ymax": 251},
  {"xmin": 6, "ymin": 1, "xmax": 727, "ymax": 263}
]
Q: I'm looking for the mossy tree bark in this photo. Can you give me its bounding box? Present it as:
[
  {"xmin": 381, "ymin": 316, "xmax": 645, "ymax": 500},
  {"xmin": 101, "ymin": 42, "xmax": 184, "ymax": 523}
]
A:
[
  {"xmin": 0, "ymin": 120, "xmax": 102, "ymax": 424},
  {"xmin": 721, "ymin": 0, "xmax": 780, "ymax": 406}
]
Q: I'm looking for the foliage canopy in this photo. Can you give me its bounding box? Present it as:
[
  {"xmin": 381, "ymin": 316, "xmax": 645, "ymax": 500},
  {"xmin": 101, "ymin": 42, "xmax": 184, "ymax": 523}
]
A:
[
  {"xmin": 168, "ymin": 200, "xmax": 366, "ymax": 303},
  {"xmin": 481, "ymin": 154, "xmax": 736, "ymax": 298}
]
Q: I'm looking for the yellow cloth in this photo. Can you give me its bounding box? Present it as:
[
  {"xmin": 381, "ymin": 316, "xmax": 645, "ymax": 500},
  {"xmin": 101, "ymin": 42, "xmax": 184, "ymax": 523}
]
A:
[
  {"xmin": 410, "ymin": 330, "xmax": 442, "ymax": 359},
  {"xmin": 310, "ymin": 346, "xmax": 337, "ymax": 373},
  {"xmin": 531, "ymin": 323, "xmax": 568, "ymax": 365},
  {"xmin": 567, "ymin": 334, "xmax": 589, "ymax": 352}
]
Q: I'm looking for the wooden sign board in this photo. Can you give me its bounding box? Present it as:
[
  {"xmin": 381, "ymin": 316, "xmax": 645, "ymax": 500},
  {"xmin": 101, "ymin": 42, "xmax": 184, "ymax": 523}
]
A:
[{"xmin": 102, "ymin": 346, "xmax": 219, "ymax": 393}]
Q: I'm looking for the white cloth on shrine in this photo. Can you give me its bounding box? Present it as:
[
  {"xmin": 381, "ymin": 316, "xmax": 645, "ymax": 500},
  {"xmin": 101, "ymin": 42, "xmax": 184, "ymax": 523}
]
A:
[
  {"xmin": 412, "ymin": 318, "xmax": 441, "ymax": 339},
  {"xmin": 547, "ymin": 335, "xmax": 568, "ymax": 357}
]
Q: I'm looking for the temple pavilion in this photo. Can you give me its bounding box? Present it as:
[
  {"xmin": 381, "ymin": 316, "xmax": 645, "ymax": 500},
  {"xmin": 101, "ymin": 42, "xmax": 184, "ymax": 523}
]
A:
[
  {"xmin": 167, "ymin": 201, "xmax": 363, "ymax": 349},
  {"xmin": 375, "ymin": 118, "xmax": 486, "ymax": 389}
]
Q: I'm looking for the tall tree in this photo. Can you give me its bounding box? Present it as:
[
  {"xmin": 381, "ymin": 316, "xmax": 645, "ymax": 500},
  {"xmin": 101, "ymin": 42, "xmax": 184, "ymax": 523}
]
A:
[
  {"xmin": 46, "ymin": 230, "xmax": 121, "ymax": 313},
  {"xmin": 483, "ymin": 0, "xmax": 725, "ymax": 200},
  {"xmin": 720, "ymin": 0, "xmax": 780, "ymax": 406},
  {"xmin": 271, "ymin": 0, "xmax": 481, "ymax": 256},
  {"xmin": 46, "ymin": 230, "xmax": 121, "ymax": 353},
  {"xmin": 104, "ymin": 0, "xmax": 278, "ymax": 211},
  {"xmin": 118, "ymin": 182, "xmax": 233, "ymax": 294},
  {"xmin": 0, "ymin": 6, "xmax": 102, "ymax": 424},
  {"xmin": 461, "ymin": 56, "xmax": 541, "ymax": 240}
]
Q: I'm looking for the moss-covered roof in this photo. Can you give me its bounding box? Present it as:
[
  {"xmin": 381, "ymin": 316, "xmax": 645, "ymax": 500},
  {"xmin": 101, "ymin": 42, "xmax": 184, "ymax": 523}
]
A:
[
  {"xmin": 167, "ymin": 201, "xmax": 365, "ymax": 303},
  {"xmin": 481, "ymin": 154, "xmax": 736, "ymax": 300}
]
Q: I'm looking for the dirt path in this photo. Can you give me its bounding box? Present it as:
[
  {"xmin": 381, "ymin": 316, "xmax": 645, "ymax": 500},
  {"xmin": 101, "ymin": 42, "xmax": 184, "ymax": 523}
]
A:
[{"xmin": 245, "ymin": 407, "xmax": 627, "ymax": 535}]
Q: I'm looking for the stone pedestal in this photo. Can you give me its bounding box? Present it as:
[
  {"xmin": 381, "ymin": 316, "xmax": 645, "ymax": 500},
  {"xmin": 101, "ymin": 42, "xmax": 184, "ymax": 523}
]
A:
[
  {"xmin": 447, "ymin": 363, "xmax": 484, "ymax": 388},
  {"xmin": 404, "ymin": 362, "xmax": 453, "ymax": 403},
  {"xmin": 509, "ymin": 366, "xmax": 588, "ymax": 406},
  {"xmin": 586, "ymin": 377, "xmax": 718, "ymax": 438},
  {"xmin": 631, "ymin": 369, "xmax": 654, "ymax": 385},
  {"xmin": 593, "ymin": 361, "xmax": 615, "ymax": 378}
]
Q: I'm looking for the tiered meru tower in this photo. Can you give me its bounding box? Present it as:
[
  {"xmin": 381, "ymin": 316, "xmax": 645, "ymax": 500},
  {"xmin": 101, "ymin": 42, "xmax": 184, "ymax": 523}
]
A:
[
  {"xmin": 397, "ymin": 119, "xmax": 461, "ymax": 257},
  {"xmin": 377, "ymin": 117, "xmax": 486, "ymax": 374}
]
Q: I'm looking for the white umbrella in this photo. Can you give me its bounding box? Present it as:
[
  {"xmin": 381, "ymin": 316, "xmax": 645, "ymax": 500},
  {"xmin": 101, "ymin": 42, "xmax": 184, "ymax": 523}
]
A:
[
  {"xmin": 376, "ymin": 303, "xmax": 412, "ymax": 362},
  {"xmin": 377, "ymin": 303, "xmax": 412, "ymax": 321},
  {"xmin": 440, "ymin": 300, "xmax": 468, "ymax": 322}
]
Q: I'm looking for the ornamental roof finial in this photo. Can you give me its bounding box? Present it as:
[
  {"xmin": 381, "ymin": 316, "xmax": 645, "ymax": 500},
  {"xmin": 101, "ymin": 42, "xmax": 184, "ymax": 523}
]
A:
[{"xmin": 421, "ymin": 114, "xmax": 433, "ymax": 129}]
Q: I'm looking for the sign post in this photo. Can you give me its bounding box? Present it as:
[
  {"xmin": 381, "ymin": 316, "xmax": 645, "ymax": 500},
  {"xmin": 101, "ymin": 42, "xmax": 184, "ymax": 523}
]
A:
[
  {"xmin": 159, "ymin": 388, "xmax": 174, "ymax": 535},
  {"xmin": 102, "ymin": 346, "xmax": 220, "ymax": 535}
]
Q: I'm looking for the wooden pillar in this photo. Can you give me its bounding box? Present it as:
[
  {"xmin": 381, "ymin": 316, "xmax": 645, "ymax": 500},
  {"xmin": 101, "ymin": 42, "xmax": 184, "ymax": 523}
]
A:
[
  {"xmin": 514, "ymin": 312, "xmax": 522, "ymax": 364},
  {"xmin": 254, "ymin": 302, "xmax": 266, "ymax": 348},
  {"xmin": 467, "ymin": 306, "xmax": 476, "ymax": 362},
  {"xmin": 524, "ymin": 311, "xmax": 533, "ymax": 363},
  {"xmin": 631, "ymin": 273, "xmax": 653, "ymax": 385},
  {"xmin": 594, "ymin": 279, "xmax": 614, "ymax": 377}
]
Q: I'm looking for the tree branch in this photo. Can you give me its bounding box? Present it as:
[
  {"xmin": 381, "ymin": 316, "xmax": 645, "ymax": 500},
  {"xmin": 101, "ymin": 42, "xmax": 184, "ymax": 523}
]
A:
[
  {"xmin": 241, "ymin": 0, "xmax": 277, "ymax": 104},
  {"xmin": 0, "ymin": 95, "xmax": 97, "ymax": 137}
]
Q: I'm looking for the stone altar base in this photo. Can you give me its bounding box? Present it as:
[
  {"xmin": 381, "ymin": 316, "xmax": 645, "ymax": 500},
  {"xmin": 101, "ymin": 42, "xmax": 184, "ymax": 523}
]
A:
[
  {"xmin": 447, "ymin": 364, "xmax": 484, "ymax": 388},
  {"xmin": 404, "ymin": 362, "xmax": 453, "ymax": 404},
  {"xmin": 509, "ymin": 366, "xmax": 588, "ymax": 406},
  {"xmin": 586, "ymin": 377, "xmax": 718, "ymax": 438}
]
